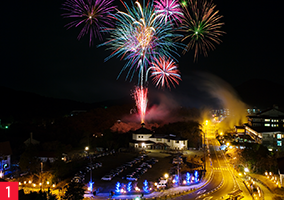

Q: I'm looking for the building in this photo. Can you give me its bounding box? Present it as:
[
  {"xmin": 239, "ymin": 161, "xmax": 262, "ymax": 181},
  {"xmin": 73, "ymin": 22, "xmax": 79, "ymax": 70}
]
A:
[
  {"xmin": 129, "ymin": 124, "xmax": 188, "ymax": 150},
  {"xmin": 0, "ymin": 141, "xmax": 12, "ymax": 171},
  {"xmin": 37, "ymin": 152, "xmax": 57, "ymax": 163},
  {"xmin": 244, "ymin": 106, "xmax": 284, "ymax": 150}
]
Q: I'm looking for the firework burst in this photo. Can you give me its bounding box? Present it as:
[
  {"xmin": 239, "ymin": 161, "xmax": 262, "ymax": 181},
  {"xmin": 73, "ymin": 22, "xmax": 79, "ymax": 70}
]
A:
[
  {"xmin": 154, "ymin": 0, "xmax": 184, "ymax": 25},
  {"xmin": 181, "ymin": 0, "xmax": 225, "ymax": 61},
  {"xmin": 100, "ymin": 0, "xmax": 182, "ymax": 86},
  {"xmin": 147, "ymin": 56, "xmax": 181, "ymax": 89},
  {"xmin": 62, "ymin": 0, "xmax": 116, "ymax": 45}
]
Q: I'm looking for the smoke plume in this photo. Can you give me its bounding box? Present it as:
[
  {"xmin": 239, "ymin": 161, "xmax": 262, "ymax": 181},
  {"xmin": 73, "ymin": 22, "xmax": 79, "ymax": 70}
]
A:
[{"xmin": 194, "ymin": 71, "xmax": 248, "ymax": 131}]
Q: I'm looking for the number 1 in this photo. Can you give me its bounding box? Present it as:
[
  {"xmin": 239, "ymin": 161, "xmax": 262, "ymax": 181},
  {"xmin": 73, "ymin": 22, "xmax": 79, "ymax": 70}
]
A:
[{"xmin": 6, "ymin": 186, "xmax": 10, "ymax": 198}]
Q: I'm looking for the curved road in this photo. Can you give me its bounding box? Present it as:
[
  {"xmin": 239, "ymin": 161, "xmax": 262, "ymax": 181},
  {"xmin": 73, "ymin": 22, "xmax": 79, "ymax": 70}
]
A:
[{"xmin": 171, "ymin": 126, "xmax": 252, "ymax": 200}]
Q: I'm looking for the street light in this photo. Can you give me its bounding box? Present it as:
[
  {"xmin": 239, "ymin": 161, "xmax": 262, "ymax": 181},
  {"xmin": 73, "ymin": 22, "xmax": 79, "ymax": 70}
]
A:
[
  {"xmin": 85, "ymin": 146, "xmax": 89, "ymax": 151},
  {"xmin": 164, "ymin": 173, "xmax": 169, "ymax": 179}
]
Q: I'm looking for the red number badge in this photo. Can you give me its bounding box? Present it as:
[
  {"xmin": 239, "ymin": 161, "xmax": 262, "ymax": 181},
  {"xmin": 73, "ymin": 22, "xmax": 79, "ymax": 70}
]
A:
[{"xmin": 0, "ymin": 182, "xmax": 18, "ymax": 200}]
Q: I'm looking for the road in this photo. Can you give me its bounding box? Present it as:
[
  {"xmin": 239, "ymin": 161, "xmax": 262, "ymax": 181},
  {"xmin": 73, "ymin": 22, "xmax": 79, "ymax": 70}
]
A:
[{"xmin": 171, "ymin": 124, "xmax": 253, "ymax": 200}]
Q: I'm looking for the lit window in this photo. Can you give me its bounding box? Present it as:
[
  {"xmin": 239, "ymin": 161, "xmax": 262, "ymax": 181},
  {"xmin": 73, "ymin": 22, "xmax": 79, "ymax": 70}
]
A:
[
  {"xmin": 277, "ymin": 141, "xmax": 282, "ymax": 146},
  {"xmin": 156, "ymin": 138, "xmax": 162, "ymax": 141},
  {"xmin": 264, "ymin": 123, "xmax": 270, "ymax": 127},
  {"xmin": 277, "ymin": 134, "xmax": 282, "ymax": 139},
  {"xmin": 265, "ymin": 119, "xmax": 270, "ymax": 122},
  {"xmin": 272, "ymin": 124, "xmax": 279, "ymax": 127},
  {"xmin": 272, "ymin": 119, "xmax": 279, "ymax": 122}
]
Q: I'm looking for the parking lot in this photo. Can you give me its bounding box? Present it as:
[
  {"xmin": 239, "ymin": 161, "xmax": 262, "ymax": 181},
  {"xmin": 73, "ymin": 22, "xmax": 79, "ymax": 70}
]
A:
[
  {"xmin": 76, "ymin": 149, "xmax": 205, "ymax": 194},
  {"xmin": 83, "ymin": 150, "xmax": 172, "ymax": 193}
]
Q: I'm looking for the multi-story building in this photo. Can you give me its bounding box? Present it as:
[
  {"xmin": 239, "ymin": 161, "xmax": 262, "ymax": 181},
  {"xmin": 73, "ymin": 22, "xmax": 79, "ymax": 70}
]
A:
[{"xmin": 244, "ymin": 105, "xmax": 284, "ymax": 150}]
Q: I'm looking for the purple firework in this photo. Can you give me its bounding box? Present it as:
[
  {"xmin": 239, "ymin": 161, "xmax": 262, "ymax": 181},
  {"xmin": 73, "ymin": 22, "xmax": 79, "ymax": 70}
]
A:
[
  {"xmin": 154, "ymin": 0, "xmax": 184, "ymax": 25},
  {"xmin": 62, "ymin": 0, "xmax": 116, "ymax": 45}
]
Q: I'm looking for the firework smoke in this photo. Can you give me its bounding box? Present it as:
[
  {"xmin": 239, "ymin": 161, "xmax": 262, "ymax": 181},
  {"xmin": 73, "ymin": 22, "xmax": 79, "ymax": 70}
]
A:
[{"xmin": 193, "ymin": 72, "xmax": 248, "ymax": 131}]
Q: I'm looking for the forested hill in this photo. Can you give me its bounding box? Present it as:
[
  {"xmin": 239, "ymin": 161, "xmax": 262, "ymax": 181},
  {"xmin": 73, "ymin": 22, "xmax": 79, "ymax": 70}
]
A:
[{"xmin": 0, "ymin": 86, "xmax": 132, "ymax": 121}]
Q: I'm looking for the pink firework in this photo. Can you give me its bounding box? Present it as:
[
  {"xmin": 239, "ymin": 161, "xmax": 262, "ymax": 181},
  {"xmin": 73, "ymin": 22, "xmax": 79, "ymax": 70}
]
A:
[
  {"xmin": 133, "ymin": 86, "xmax": 148, "ymax": 124},
  {"xmin": 154, "ymin": 0, "xmax": 184, "ymax": 25},
  {"xmin": 148, "ymin": 56, "xmax": 181, "ymax": 89}
]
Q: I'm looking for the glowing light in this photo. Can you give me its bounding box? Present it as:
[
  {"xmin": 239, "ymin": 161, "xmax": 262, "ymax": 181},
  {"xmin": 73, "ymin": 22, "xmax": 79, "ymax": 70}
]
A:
[
  {"xmin": 88, "ymin": 181, "xmax": 94, "ymax": 191},
  {"xmin": 194, "ymin": 170, "xmax": 199, "ymax": 183},
  {"xmin": 85, "ymin": 146, "xmax": 89, "ymax": 151},
  {"xmin": 133, "ymin": 86, "xmax": 148, "ymax": 123},
  {"xmin": 143, "ymin": 180, "xmax": 149, "ymax": 193},
  {"xmin": 181, "ymin": 0, "xmax": 187, "ymax": 7},
  {"xmin": 0, "ymin": 171, "xmax": 3, "ymax": 178},
  {"xmin": 174, "ymin": 175, "xmax": 179, "ymax": 185},
  {"xmin": 47, "ymin": 181, "xmax": 50, "ymax": 185},
  {"xmin": 127, "ymin": 182, "xmax": 132, "ymax": 192},
  {"xmin": 62, "ymin": 0, "xmax": 117, "ymax": 45},
  {"xmin": 115, "ymin": 182, "xmax": 121, "ymax": 193},
  {"xmin": 52, "ymin": 184, "xmax": 56, "ymax": 187},
  {"xmin": 164, "ymin": 173, "xmax": 169, "ymax": 179},
  {"xmin": 181, "ymin": 0, "xmax": 225, "ymax": 61},
  {"xmin": 186, "ymin": 172, "xmax": 191, "ymax": 185},
  {"xmin": 29, "ymin": 180, "xmax": 32, "ymax": 184},
  {"xmin": 244, "ymin": 168, "xmax": 249, "ymax": 172}
]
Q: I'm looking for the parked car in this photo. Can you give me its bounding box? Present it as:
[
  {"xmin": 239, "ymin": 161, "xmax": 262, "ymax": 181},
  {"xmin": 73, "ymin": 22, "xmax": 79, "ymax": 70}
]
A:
[
  {"xmin": 157, "ymin": 180, "xmax": 167, "ymax": 189},
  {"xmin": 101, "ymin": 175, "xmax": 113, "ymax": 181},
  {"xmin": 125, "ymin": 162, "xmax": 133, "ymax": 167},
  {"xmin": 126, "ymin": 175, "xmax": 139, "ymax": 181}
]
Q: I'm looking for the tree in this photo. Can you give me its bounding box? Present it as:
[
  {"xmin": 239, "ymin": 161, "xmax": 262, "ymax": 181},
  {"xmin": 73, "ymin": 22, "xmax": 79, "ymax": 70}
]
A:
[
  {"xmin": 62, "ymin": 182, "xmax": 85, "ymax": 200},
  {"xmin": 19, "ymin": 144, "xmax": 40, "ymax": 172}
]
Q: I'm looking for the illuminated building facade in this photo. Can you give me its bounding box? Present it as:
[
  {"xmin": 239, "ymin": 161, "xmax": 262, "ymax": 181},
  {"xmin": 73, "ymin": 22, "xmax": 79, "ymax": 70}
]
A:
[
  {"xmin": 244, "ymin": 106, "xmax": 284, "ymax": 150},
  {"xmin": 129, "ymin": 124, "xmax": 188, "ymax": 150}
]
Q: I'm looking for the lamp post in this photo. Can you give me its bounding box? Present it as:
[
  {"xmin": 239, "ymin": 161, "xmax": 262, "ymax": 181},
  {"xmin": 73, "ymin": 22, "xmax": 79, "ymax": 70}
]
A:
[
  {"xmin": 40, "ymin": 162, "xmax": 43, "ymax": 191},
  {"xmin": 203, "ymin": 120, "xmax": 208, "ymax": 172},
  {"xmin": 85, "ymin": 146, "xmax": 94, "ymax": 193}
]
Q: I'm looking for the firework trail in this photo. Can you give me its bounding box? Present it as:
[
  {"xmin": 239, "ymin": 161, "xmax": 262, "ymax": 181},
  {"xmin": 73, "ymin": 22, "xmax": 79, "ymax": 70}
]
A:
[
  {"xmin": 146, "ymin": 56, "xmax": 181, "ymax": 89},
  {"xmin": 99, "ymin": 0, "xmax": 182, "ymax": 86},
  {"xmin": 181, "ymin": 0, "xmax": 225, "ymax": 61},
  {"xmin": 133, "ymin": 86, "xmax": 148, "ymax": 124},
  {"xmin": 62, "ymin": 0, "xmax": 116, "ymax": 45},
  {"xmin": 154, "ymin": 0, "xmax": 184, "ymax": 25}
]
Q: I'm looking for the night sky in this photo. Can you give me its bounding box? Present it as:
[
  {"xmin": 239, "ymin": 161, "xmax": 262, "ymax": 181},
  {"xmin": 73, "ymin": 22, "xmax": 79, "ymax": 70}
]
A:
[{"xmin": 1, "ymin": 0, "xmax": 282, "ymax": 106}]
